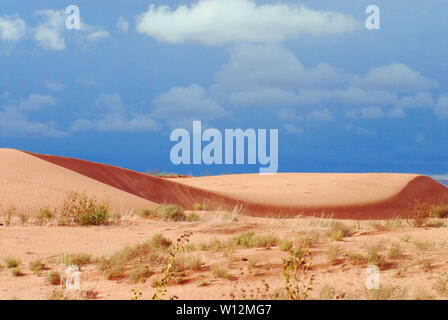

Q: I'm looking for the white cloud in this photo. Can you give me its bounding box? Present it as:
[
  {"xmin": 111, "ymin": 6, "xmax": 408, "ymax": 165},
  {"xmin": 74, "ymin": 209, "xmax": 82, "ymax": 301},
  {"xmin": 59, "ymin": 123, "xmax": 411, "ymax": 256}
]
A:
[
  {"xmin": 397, "ymin": 92, "xmax": 434, "ymax": 109},
  {"xmin": 45, "ymin": 81, "xmax": 66, "ymax": 92},
  {"xmin": 284, "ymin": 124, "xmax": 303, "ymax": 135},
  {"xmin": 33, "ymin": 9, "xmax": 66, "ymax": 50},
  {"xmin": 355, "ymin": 63, "xmax": 438, "ymax": 91},
  {"xmin": 136, "ymin": 0, "xmax": 360, "ymax": 45},
  {"xmin": 85, "ymin": 30, "xmax": 110, "ymax": 42},
  {"xmin": 347, "ymin": 106, "xmax": 383, "ymax": 119},
  {"xmin": 152, "ymin": 84, "xmax": 231, "ymax": 128},
  {"xmin": 343, "ymin": 124, "xmax": 373, "ymax": 136},
  {"xmin": 33, "ymin": 9, "xmax": 111, "ymax": 50},
  {"xmin": 0, "ymin": 96, "xmax": 65, "ymax": 138},
  {"xmin": 387, "ymin": 107, "xmax": 405, "ymax": 119},
  {"xmin": 308, "ymin": 108, "xmax": 334, "ymax": 121},
  {"xmin": 0, "ymin": 15, "xmax": 27, "ymax": 42},
  {"xmin": 18, "ymin": 93, "xmax": 57, "ymax": 111},
  {"xmin": 434, "ymin": 94, "xmax": 448, "ymax": 120},
  {"xmin": 216, "ymin": 44, "xmax": 350, "ymax": 90},
  {"xmin": 116, "ymin": 17, "xmax": 130, "ymax": 33},
  {"xmin": 71, "ymin": 93, "xmax": 161, "ymax": 133}
]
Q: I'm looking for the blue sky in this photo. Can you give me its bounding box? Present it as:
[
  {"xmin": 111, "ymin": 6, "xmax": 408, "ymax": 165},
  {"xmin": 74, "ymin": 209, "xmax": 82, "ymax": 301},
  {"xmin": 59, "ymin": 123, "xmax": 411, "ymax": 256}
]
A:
[{"xmin": 1, "ymin": 0, "xmax": 447, "ymax": 175}]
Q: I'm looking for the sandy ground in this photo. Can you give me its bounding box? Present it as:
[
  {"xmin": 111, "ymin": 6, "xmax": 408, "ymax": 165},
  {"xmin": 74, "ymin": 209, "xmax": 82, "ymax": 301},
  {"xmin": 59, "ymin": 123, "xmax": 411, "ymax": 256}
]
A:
[
  {"xmin": 1, "ymin": 148, "xmax": 448, "ymax": 300},
  {"xmin": 1, "ymin": 213, "xmax": 448, "ymax": 300}
]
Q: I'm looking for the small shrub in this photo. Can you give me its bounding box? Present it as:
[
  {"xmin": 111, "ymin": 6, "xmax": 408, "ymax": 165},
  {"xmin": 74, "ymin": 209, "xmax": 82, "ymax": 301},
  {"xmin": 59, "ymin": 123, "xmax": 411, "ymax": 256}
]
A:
[
  {"xmin": 387, "ymin": 243, "xmax": 403, "ymax": 260},
  {"xmin": 212, "ymin": 266, "xmax": 232, "ymax": 279},
  {"xmin": 128, "ymin": 265, "xmax": 152, "ymax": 283},
  {"xmin": 326, "ymin": 222, "xmax": 352, "ymax": 241},
  {"xmin": 46, "ymin": 271, "xmax": 61, "ymax": 285},
  {"xmin": 429, "ymin": 205, "xmax": 448, "ymax": 218},
  {"xmin": 29, "ymin": 260, "xmax": 47, "ymax": 276},
  {"xmin": 347, "ymin": 253, "xmax": 366, "ymax": 266},
  {"xmin": 233, "ymin": 232, "xmax": 278, "ymax": 248},
  {"xmin": 11, "ymin": 268, "xmax": 24, "ymax": 277},
  {"xmin": 407, "ymin": 199, "xmax": 431, "ymax": 228},
  {"xmin": 19, "ymin": 214, "xmax": 29, "ymax": 225},
  {"xmin": 279, "ymin": 240, "xmax": 293, "ymax": 252},
  {"xmin": 138, "ymin": 208, "xmax": 158, "ymax": 219},
  {"xmin": 156, "ymin": 204, "xmax": 186, "ymax": 221},
  {"xmin": 426, "ymin": 219, "xmax": 446, "ymax": 228},
  {"xmin": 367, "ymin": 248, "xmax": 387, "ymax": 270},
  {"xmin": 36, "ymin": 208, "xmax": 55, "ymax": 225},
  {"xmin": 193, "ymin": 203, "xmax": 205, "ymax": 211},
  {"xmin": 186, "ymin": 212, "xmax": 201, "ymax": 222},
  {"xmin": 282, "ymin": 245, "xmax": 314, "ymax": 300},
  {"xmin": 60, "ymin": 253, "xmax": 92, "ymax": 268},
  {"xmin": 4, "ymin": 206, "xmax": 16, "ymax": 225},
  {"xmin": 59, "ymin": 192, "xmax": 109, "ymax": 226},
  {"xmin": 4, "ymin": 257, "xmax": 21, "ymax": 268}
]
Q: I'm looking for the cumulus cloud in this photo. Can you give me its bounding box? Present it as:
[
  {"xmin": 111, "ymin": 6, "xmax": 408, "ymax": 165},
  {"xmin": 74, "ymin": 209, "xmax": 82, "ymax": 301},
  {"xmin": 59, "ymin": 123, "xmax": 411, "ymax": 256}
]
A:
[
  {"xmin": 18, "ymin": 93, "xmax": 57, "ymax": 111},
  {"xmin": 85, "ymin": 30, "xmax": 110, "ymax": 41},
  {"xmin": 434, "ymin": 94, "xmax": 448, "ymax": 120},
  {"xmin": 216, "ymin": 44, "xmax": 350, "ymax": 91},
  {"xmin": 355, "ymin": 63, "xmax": 438, "ymax": 92},
  {"xmin": 136, "ymin": 0, "xmax": 360, "ymax": 45},
  {"xmin": 347, "ymin": 106, "xmax": 383, "ymax": 119},
  {"xmin": 152, "ymin": 84, "xmax": 231, "ymax": 128},
  {"xmin": 116, "ymin": 17, "xmax": 130, "ymax": 33},
  {"xmin": 33, "ymin": 9, "xmax": 111, "ymax": 50},
  {"xmin": 342, "ymin": 124, "xmax": 373, "ymax": 136},
  {"xmin": 308, "ymin": 108, "xmax": 334, "ymax": 121},
  {"xmin": 0, "ymin": 94, "xmax": 65, "ymax": 138},
  {"xmin": 0, "ymin": 15, "xmax": 27, "ymax": 42},
  {"xmin": 0, "ymin": 106, "xmax": 67, "ymax": 137},
  {"xmin": 71, "ymin": 93, "xmax": 161, "ymax": 133},
  {"xmin": 34, "ymin": 9, "xmax": 66, "ymax": 50}
]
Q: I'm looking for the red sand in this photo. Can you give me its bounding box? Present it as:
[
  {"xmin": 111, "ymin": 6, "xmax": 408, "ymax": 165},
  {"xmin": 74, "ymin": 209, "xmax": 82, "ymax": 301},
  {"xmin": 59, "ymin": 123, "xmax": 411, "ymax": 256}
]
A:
[{"xmin": 1, "ymin": 149, "xmax": 445, "ymax": 219}]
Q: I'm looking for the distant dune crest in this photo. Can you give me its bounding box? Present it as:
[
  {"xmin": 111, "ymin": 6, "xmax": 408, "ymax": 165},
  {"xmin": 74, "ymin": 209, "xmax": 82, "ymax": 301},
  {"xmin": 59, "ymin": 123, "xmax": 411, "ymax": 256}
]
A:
[{"xmin": 0, "ymin": 148, "xmax": 446, "ymax": 220}]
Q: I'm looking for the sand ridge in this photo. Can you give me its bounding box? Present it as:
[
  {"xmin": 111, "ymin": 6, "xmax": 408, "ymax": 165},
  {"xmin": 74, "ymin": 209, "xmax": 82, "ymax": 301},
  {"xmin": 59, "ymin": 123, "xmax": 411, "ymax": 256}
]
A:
[{"xmin": 9, "ymin": 149, "xmax": 446, "ymax": 220}]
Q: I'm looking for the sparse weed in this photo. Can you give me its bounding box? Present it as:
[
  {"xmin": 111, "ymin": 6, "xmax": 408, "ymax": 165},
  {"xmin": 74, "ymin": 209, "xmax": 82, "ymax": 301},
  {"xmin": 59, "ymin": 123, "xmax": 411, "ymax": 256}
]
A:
[
  {"xmin": 59, "ymin": 192, "xmax": 109, "ymax": 226},
  {"xmin": 4, "ymin": 257, "xmax": 21, "ymax": 268},
  {"xmin": 29, "ymin": 260, "xmax": 47, "ymax": 276},
  {"xmin": 156, "ymin": 204, "xmax": 186, "ymax": 221}
]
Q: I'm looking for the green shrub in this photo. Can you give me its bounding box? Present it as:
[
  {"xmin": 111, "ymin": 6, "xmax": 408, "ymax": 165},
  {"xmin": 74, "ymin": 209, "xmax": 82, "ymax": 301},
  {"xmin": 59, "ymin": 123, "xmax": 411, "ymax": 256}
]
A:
[
  {"xmin": 128, "ymin": 265, "xmax": 152, "ymax": 283},
  {"xmin": 186, "ymin": 212, "xmax": 201, "ymax": 222},
  {"xmin": 29, "ymin": 260, "xmax": 47, "ymax": 276},
  {"xmin": 233, "ymin": 232, "xmax": 279, "ymax": 248},
  {"xmin": 156, "ymin": 204, "xmax": 186, "ymax": 221},
  {"xmin": 430, "ymin": 205, "xmax": 448, "ymax": 218},
  {"xmin": 193, "ymin": 203, "xmax": 205, "ymax": 211},
  {"xmin": 387, "ymin": 243, "xmax": 403, "ymax": 260},
  {"xmin": 4, "ymin": 257, "xmax": 21, "ymax": 268},
  {"xmin": 367, "ymin": 248, "xmax": 387, "ymax": 270},
  {"xmin": 60, "ymin": 253, "xmax": 92, "ymax": 268},
  {"xmin": 36, "ymin": 208, "xmax": 54, "ymax": 225},
  {"xmin": 46, "ymin": 271, "xmax": 61, "ymax": 285},
  {"xmin": 326, "ymin": 222, "xmax": 352, "ymax": 241},
  {"xmin": 59, "ymin": 192, "xmax": 109, "ymax": 226},
  {"xmin": 279, "ymin": 240, "xmax": 293, "ymax": 252},
  {"xmin": 11, "ymin": 268, "xmax": 23, "ymax": 277},
  {"xmin": 138, "ymin": 208, "xmax": 158, "ymax": 219}
]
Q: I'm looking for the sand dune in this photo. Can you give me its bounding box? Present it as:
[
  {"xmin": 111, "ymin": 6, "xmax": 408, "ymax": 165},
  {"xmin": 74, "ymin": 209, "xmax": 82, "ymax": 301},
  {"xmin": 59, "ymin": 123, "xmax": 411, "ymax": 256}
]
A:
[
  {"xmin": 1, "ymin": 149, "xmax": 446, "ymax": 219},
  {"xmin": 0, "ymin": 149, "xmax": 156, "ymax": 214}
]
